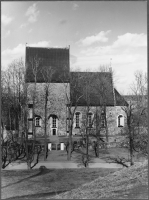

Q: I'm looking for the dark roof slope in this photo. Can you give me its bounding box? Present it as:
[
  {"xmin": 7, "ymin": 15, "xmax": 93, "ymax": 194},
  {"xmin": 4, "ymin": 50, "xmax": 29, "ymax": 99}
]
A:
[
  {"xmin": 70, "ymin": 72, "xmax": 115, "ymax": 106},
  {"xmin": 114, "ymin": 89, "xmax": 128, "ymax": 106},
  {"xmin": 123, "ymin": 95, "xmax": 147, "ymax": 102},
  {"xmin": 25, "ymin": 47, "xmax": 70, "ymax": 83}
]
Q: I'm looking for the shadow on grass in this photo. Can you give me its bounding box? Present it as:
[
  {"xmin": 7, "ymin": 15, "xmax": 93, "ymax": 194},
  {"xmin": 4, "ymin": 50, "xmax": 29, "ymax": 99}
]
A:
[
  {"xmin": 2, "ymin": 169, "xmax": 54, "ymax": 189},
  {"xmin": 4, "ymin": 190, "xmax": 68, "ymax": 199}
]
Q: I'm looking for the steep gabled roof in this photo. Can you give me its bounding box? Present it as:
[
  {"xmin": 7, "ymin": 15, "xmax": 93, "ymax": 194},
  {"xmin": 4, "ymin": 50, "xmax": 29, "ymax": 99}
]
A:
[
  {"xmin": 123, "ymin": 95, "xmax": 147, "ymax": 101},
  {"xmin": 70, "ymin": 72, "xmax": 115, "ymax": 106},
  {"xmin": 114, "ymin": 89, "xmax": 128, "ymax": 106},
  {"xmin": 25, "ymin": 47, "xmax": 70, "ymax": 83}
]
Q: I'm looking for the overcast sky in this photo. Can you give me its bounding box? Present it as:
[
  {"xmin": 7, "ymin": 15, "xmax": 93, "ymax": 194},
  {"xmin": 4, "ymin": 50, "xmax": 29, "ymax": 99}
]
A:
[{"xmin": 1, "ymin": 1, "xmax": 147, "ymax": 94}]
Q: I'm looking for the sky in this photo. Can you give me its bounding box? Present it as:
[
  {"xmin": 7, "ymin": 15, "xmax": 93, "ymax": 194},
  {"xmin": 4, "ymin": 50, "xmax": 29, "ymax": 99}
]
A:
[{"xmin": 1, "ymin": 1, "xmax": 147, "ymax": 94}]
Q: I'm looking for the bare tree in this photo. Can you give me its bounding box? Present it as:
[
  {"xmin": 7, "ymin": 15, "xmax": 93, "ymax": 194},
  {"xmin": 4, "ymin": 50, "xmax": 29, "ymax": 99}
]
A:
[
  {"xmin": 1, "ymin": 119, "xmax": 26, "ymax": 169},
  {"xmin": 1, "ymin": 57, "xmax": 43, "ymax": 169},
  {"xmin": 1, "ymin": 59, "xmax": 26, "ymax": 136},
  {"xmin": 107, "ymin": 70, "xmax": 147, "ymax": 167},
  {"xmin": 40, "ymin": 66, "xmax": 55, "ymax": 161},
  {"xmin": 63, "ymin": 72, "xmax": 84, "ymax": 161},
  {"xmin": 129, "ymin": 70, "xmax": 148, "ymax": 156},
  {"xmin": 73, "ymin": 72, "xmax": 96, "ymax": 167},
  {"xmin": 88, "ymin": 70, "xmax": 115, "ymax": 157},
  {"xmin": 1, "ymin": 59, "xmax": 28, "ymax": 169},
  {"xmin": 26, "ymin": 55, "xmax": 42, "ymax": 169}
]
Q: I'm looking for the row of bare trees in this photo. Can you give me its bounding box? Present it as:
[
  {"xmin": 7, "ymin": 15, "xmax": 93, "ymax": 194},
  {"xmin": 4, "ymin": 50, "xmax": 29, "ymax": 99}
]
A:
[
  {"xmin": 124, "ymin": 71, "xmax": 147, "ymax": 165},
  {"xmin": 1, "ymin": 56, "xmax": 147, "ymax": 169},
  {"xmin": 64, "ymin": 69, "xmax": 148, "ymax": 167},
  {"xmin": 63, "ymin": 70, "xmax": 113, "ymax": 167},
  {"xmin": 108, "ymin": 70, "xmax": 148, "ymax": 167},
  {"xmin": 1, "ymin": 58, "xmax": 43, "ymax": 169}
]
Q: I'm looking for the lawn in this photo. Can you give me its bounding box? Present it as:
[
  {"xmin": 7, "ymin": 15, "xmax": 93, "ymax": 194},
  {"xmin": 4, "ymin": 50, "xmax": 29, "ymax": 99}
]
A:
[
  {"xmin": 2, "ymin": 168, "xmax": 118, "ymax": 199},
  {"xmin": 38, "ymin": 147, "xmax": 146, "ymax": 163},
  {"xmin": 2, "ymin": 160, "xmax": 148, "ymax": 199},
  {"xmin": 52, "ymin": 160, "xmax": 148, "ymax": 199},
  {"xmin": 2, "ymin": 148, "xmax": 147, "ymax": 199}
]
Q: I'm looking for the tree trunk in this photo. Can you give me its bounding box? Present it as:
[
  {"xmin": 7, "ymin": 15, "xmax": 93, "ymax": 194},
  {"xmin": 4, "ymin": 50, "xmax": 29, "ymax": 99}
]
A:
[
  {"xmin": 95, "ymin": 107, "xmax": 100, "ymax": 158},
  {"xmin": 96, "ymin": 137, "xmax": 100, "ymax": 158},
  {"xmin": 67, "ymin": 141, "xmax": 72, "ymax": 160},
  {"xmin": 86, "ymin": 136, "xmax": 89, "ymax": 167},
  {"xmin": 104, "ymin": 106, "xmax": 108, "ymax": 142},
  {"xmin": 27, "ymin": 159, "xmax": 31, "ymax": 170},
  {"xmin": 67, "ymin": 125, "xmax": 72, "ymax": 161},
  {"xmin": 67, "ymin": 106, "xmax": 72, "ymax": 161},
  {"xmin": 44, "ymin": 89, "xmax": 48, "ymax": 161},
  {"xmin": 129, "ymin": 134, "xmax": 134, "ymax": 166}
]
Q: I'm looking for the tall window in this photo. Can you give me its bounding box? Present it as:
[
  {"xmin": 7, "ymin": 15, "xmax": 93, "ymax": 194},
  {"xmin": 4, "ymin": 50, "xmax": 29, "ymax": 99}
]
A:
[
  {"xmin": 35, "ymin": 117, "xmax": 41, "ymax": 127},
  {"xmin": 28, "ymin": 119, "xmax": 33, "ymax": 133},
  {"xmin": 75, "ymin": 112, "xmax": 80, "ymax": 128},
  {"xmin": 101, "ymin": 111, "xmax": 106, "ymax": 128},
  {"xmin": 118, "ymin": 115, "xmax": 124, "ymax": 127},
  {"xmin": 88, "ymin": 112, "xmax": 93, "ymax": 128},
  {"xmin": 49, "ymin": 114, "xmax": 58, "ymax": 136},
  {"xmin": 52, "ymin": 116, "xmax": 57, "ymax": 128},
  {"xmin": 28, "ymin": 104, "xmax": 33, "ymax": 118}
]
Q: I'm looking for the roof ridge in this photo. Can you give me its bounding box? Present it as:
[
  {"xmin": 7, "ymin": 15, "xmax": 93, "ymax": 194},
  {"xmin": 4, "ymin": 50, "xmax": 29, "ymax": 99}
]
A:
[
  {"xmin": 26, "ymin": 46, "xmax": 69, "ymax": 49},
  {"xmin": 70, "ymin": 71, "xmax": 111, "ymax": 74}
]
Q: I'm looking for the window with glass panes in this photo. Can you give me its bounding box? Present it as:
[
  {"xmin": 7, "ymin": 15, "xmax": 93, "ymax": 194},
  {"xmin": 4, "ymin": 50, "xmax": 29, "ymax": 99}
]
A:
[
  {"xmin": 52, "ymin": 116, "xmax": 57, "ymax": 128},
  {"xmin": 88, "ymin": 113, "xmax": 93, "ymax": 127},
  {"xmin": 101, "ymin": 112, "xmax": 105, "ymax": 127},
  {"xmin": 35, "ymin": 118, "xmax": 40, "ymax": 127},
  {"xmin": 75, "ymin": 112, "xmax": 80, "ymax": 128}
]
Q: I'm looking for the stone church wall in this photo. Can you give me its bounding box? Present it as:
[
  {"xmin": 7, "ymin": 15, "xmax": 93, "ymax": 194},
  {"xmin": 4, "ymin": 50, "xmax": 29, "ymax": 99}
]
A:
[
  {"xmin": 27, "ymin": 82, "xmax": 127, "ymax": 145},
  {"xmin": 71, "ymin": 106, "xmax": 127, "ymax": 143},
  {"xmin": 27, "ymin": 82, "xmax": 70, "ymax": 137}
]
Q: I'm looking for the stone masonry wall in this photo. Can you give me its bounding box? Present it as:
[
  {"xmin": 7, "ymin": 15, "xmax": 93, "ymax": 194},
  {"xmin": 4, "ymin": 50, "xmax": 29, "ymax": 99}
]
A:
[
  {"xmin": 27, "ymin": 82, "xmax": 127, "ymax": 144},
  {"xmin": 27, "ymin": 82, "xmax": 69, "ymax": 137},
  {"xmin": 71, "ymin": 106, "xmax": 127, "ymax": 143}
]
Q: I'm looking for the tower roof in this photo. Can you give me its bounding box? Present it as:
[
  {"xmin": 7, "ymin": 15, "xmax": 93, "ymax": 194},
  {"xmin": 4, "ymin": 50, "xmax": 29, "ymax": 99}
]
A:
[{"xmin": 25, "ymin": 46, "xmax": 70, "ymax": 83}]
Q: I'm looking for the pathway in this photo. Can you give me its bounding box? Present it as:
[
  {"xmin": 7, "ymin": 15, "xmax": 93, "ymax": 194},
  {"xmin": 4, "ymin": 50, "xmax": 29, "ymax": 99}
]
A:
[{"xmin": 3, "ymin": 161, "xmax": 125, "ymax": 170}]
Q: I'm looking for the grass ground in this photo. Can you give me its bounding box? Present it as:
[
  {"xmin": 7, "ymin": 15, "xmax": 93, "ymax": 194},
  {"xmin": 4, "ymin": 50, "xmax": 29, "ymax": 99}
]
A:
[
  {"xmin": 52, "ymin": 160, "xmax": 148, "ymax": 199},
  {"xmin": 2, "ymin": 160, "xmax": 148, "ymax": 199},
  {"xmin": 2, "ymin": 148, "xmax": 147, "ymax": 199},
  {"xmin": 39, "ymin": 147, "xmax": 146, "ymax": 163},
  {"xmin": 2, "ymin": 168, "xmax": 117, "ymax": 199}
]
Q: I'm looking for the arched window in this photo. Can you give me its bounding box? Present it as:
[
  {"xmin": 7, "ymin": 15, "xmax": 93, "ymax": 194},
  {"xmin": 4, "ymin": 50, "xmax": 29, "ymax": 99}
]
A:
[
  {"xmin": 35, "ymin": 116, "xmax": 41, "ymax": 127},
  {"xmin": 28, "ymin": 119, "xmax": 33, "ymax": 133},
  {"xmin": 101, "ymin": 111, "xmax": 106, "ymax": 128},
  {"xmin": 52, "ymin": 116, "xmax": 57, "ymax": 128},
  {"xmin": 88, "ymin": 112, "xmax": 93, "ymax": 128},
  {"xmin": 117, "ymin": 115, "xmax": 124, "ymax": 127},
  {"xmin": 75, "ymin": 112, "xmax": 81, "ymax": 128},
  {"xmin": 28, "ymin": 103, "xmax": 33, "ymax": 118},
  {"xmin": 49, "ymin": 114, "xmax": 58, "ymax": 135}
]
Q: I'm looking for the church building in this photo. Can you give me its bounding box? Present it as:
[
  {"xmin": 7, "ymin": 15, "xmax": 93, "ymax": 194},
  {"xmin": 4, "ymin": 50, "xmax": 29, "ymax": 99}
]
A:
[{"xmin": 25, "ymin": 46, "xmax": 128, "ymax": 150}]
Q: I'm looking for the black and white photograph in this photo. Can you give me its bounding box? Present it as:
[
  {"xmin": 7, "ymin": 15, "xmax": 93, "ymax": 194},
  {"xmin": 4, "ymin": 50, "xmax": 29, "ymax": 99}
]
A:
[{"xmin": 1, "ymin": 1, "xmax": 148, "ymax": 199}]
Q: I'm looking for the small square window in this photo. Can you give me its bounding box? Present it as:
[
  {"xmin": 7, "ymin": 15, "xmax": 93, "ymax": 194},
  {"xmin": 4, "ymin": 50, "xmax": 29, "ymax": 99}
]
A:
[
  {"xmin": 51, "ymin": 143, "xmax": 56, "ymax": 150},
  {"xmin": 57, "ymin": 144, "xmax": 61, "ymax": 150}
]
